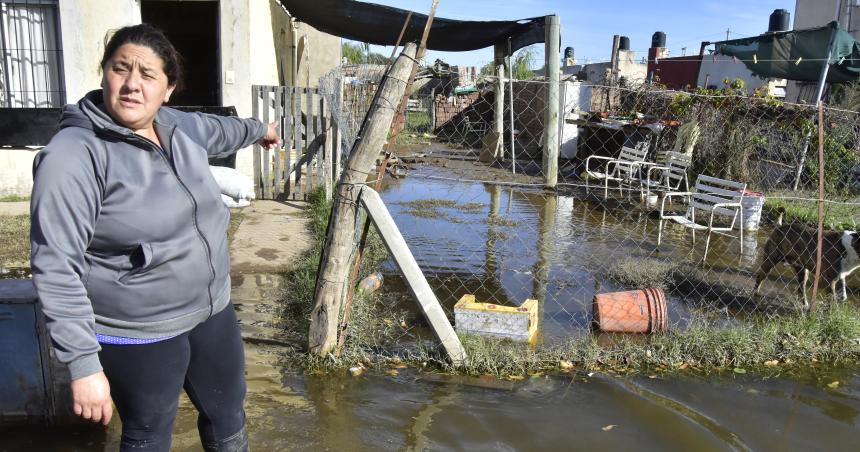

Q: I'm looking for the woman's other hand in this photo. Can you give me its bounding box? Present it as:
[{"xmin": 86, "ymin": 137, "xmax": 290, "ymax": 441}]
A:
[
  {"xmin": 71, "ymin": 371, "xmax": 114, "ymax": 426},
  {"xmin": 259, "ymin": 121, "xmax": 281, "ymax": 150}
]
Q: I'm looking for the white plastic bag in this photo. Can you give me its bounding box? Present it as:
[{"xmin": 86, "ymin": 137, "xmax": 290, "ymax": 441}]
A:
[
  {"xmin": 220, "ymin": 194, "xmax": 250, "ymax": 208},
  {"xmin": 209, "ymin": 166, "xmax": 255, "ymax": 201}
]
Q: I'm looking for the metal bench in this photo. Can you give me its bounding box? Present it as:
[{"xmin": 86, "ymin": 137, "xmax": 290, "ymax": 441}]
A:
[{"xmin": 657, "ymin": 174, "xmax": 746, "ymax": 261}]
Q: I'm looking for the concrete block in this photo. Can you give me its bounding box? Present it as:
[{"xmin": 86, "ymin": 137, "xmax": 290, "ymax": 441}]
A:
[{"xmin": 454, "ymin": 294, "xmax": 538, "ymax": 343}]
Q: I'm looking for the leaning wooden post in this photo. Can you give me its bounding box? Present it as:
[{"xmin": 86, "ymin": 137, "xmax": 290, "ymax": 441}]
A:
[
  {"xmin": 542, "ymin": 14, "xmax": 561, "ymax": 188},
  {"xmin": 308, "ymin": 43, "xmax": 419, "ymax": 356}
]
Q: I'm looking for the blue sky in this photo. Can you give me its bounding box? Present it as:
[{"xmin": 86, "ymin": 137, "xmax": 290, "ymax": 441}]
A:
[{"xmin": 349, "ymin": 0, "xmax": 796, "ymax": 67}]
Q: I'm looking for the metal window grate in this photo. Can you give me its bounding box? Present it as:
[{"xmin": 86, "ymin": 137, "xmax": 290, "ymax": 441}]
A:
[{"xmin": 0, "ymin": 0, "xmax": 64, "ymax": 108}]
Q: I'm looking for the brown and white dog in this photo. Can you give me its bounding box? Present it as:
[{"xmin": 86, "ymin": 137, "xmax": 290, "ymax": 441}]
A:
[{"xmin": 754, "ymin": 214, "xmax": 860, "ymax": 308}]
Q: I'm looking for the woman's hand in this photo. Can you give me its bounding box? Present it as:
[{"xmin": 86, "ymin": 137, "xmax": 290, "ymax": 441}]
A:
[
  {"xmin": 70, "ymin": 371, "xmax": 113, "ymax": 426},
  {"xmin": 259, "ymin": 121, "xmax": 281, "ymax": 150}
]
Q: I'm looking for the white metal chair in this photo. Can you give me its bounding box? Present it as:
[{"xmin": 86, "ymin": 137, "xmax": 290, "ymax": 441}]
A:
[
  {"xmin": 657, "ymin": 174, "xmax": 746, "ymax": 261},
  {"xmin": 584, "ymin": 145, "xmax": 650, "ymax": 198},
  {"xmin": 640, "ymin": 151, "xmax": 692, "ymax": 202}
]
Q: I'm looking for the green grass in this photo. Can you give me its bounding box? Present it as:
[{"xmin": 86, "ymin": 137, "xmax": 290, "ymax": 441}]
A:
[
  {"xmin": 605, "ymin": 257, "xmax": 678, "ymax": 290},
  {"xmin": 764, "ymin": 193, "xmax": 860, "ymax": 230},
  {"xmin": 399, "ymin": 199, "xmax": 488, "ymax": 220},
  {"xmin": 227, "ymin": 212, "xmax": 244, "ymax": 244},
  {"xmin": 427, "ymin": 302, "xmax": 860, "ymax": 378},
  {"xmin": 0, "ymin": 215, "xmax": 30, "ymax": 267},
  {"xmin": 0, "ymin": 194, "xmax": 29, "ymax": 202},
  {"xmin": 277, "ymin": 188, "xmax": 393, "ymax": 347},
  {"xmin": 405, "ymin": 110, "xmax": 432, "ymax": 134}
]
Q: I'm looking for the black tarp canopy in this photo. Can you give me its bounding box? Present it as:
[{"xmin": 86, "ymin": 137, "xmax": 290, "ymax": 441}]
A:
[
  {"xmin": 717, "ymin": 21, "xmax": 860, "ymax": 83},
  {"xmin": 277, "ymin": 0, "xmax": 547, "ymax": 53}
]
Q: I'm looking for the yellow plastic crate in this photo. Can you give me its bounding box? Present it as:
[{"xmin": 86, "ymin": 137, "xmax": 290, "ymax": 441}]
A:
[{"xmin": 454, "ymin": 294, "xmax": 539, "ymax": 343}]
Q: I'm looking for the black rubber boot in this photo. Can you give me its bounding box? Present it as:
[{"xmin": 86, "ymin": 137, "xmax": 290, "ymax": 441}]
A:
[{"xmin": 202, "ymin": 425, "xmax": 249, "ymax": 452}]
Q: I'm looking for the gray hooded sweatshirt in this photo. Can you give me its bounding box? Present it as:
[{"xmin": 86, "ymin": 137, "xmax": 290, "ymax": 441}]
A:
[{"xmin": 31, "ymin": 90, "xmax": 266, "ymax": 380}]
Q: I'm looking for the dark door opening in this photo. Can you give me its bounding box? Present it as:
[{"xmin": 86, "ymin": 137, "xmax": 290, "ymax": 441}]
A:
[{"xmin": 141, "ymin": 1, "xmax": 220, "ymax": 106}]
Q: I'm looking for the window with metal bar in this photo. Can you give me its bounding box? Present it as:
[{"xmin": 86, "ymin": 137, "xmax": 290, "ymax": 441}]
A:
[{"xmin": 0, "ymin": 0, "xmax": 64, "ymax": 108}]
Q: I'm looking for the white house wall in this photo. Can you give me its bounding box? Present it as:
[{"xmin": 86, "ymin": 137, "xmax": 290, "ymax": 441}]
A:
[
  {"xmin": 293, "ymin": 22, "xmax": 342, "ymax": 88},
  {"xmin": 0, "ymin": 149, "xmax": 38, "ymax": 197},
  {"xmin": 58, "ymin": 0, "xmax": 141, "ymax": 102},
  {"xmin": 2, "ymin": 0, "xmax": 343, "ymax": 196},
  {"xmin": 697, "ymin": 54, "xmax": 773, "ymax": 94}
]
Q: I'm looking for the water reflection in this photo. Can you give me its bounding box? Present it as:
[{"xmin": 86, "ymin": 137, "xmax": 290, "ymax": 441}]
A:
[
  {"xmin": 5, "ymin": 273, "xmax": 860, "ymax": 451},
  {"xmin": 377, "ymin": 167, "xmax": 826, "ymax": 341}
]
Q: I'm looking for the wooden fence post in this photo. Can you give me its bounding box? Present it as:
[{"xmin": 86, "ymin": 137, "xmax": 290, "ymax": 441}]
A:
[{"xmin": 308, "ymin": 43, "xmax": 419, "ymax": 356}]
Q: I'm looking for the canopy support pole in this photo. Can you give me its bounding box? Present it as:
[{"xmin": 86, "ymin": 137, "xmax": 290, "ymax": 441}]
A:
[
  {"xmin": 793, "ymin": 11, "xmax": 839, "ymax": 191},
  {"xmin": 543, "ymin": 14, "xmax": 561, "ymax": 188}
]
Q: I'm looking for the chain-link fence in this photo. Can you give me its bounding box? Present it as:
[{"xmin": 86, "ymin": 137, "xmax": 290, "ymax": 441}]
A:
[{"xmin": 312, "ymin": 62, "xmax": 860, "ymax": 351}]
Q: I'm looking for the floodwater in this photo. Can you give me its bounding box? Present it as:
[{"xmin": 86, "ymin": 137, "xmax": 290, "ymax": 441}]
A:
[
  {"xmin": 376, "ymin": 165, "xmax": 793, "ymax": 340},
  {"xmin": 4, "ymin": 272, "xmax": 860, "ymax": 451},
  {"xmin": 5, "ymin": 167, "xmax": 860, "ymax": 450}
]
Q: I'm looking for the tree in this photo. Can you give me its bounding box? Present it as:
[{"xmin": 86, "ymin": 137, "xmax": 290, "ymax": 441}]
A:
[
  {"xmin": 476, "ymin": 45, "xmax": 538, "ymax": 80},
  {"xmin": 342, "ymin": 41, "xmax": 393, "ymax": 65}
]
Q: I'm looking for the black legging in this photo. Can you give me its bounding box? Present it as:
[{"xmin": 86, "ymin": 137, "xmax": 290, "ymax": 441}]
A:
[{"xmin": 99, "ymin": 305, "xmax": 246, "ymax": 451}]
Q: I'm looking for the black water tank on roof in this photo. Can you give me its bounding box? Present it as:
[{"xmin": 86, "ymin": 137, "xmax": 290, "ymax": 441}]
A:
[
  {"xmin": 619, "ymin": 36, "xmax": 630, "ymax": 51},
  {"xmin": 651, "ymin": 31, "xmax": 666, "ymax": 48},
  {"xmin": 768, "ymin": 9, "xmax": 790, "ymax": 33},
  {"xmin": 564, "ymin": 46, "xmax": 574, "ymax": 59}
]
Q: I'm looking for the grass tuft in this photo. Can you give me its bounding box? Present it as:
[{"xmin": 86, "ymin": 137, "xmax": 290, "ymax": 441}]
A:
[
  {"xmin": 605, "ymin": 257, "xmax": 678, "ymax": 289},
  {"xmin": 0, "ymin": 194, "xmax": 29, "ymax": 202},
  {"xmin": 0, "ymin": 215, "xmax": 30, "ymax": 267},
  {"xmin": 764, "ymin": 193, "xmax": 860, "ymax": 230}
]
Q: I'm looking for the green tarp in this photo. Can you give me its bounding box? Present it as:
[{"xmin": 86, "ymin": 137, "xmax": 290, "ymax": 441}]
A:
[{"xmin": 718, "ymin": 21, "xmax": 860, "ymax": 83}]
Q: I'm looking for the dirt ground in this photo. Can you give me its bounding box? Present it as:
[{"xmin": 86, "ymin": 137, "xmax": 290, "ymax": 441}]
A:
[{"xmin": 395, "ymin": 143, "xmax": 550, "ymax": 186}]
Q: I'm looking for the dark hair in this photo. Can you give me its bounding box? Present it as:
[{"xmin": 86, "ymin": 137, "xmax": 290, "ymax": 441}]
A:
[{"xmin": 100, "ymin": 24, "xmax": 183, "ymax": 91}]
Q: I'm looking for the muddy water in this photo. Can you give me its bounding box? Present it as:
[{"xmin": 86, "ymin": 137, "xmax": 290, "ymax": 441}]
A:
[
  {"xmin": 6, "ymin": 169, "xmax": 860, "ymax": 450},
  {"xmin": 5, "ymin": 272, "xmax": 860, "ymax": 451},
  {"xmin": 376, "ymin": 166, "xmax": 832, "ymax": 340}
]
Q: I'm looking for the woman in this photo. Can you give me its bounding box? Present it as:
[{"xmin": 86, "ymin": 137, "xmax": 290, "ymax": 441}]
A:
[{"xmin": 30, "ymin": 24, "xmax": 279, "ymax": 451}]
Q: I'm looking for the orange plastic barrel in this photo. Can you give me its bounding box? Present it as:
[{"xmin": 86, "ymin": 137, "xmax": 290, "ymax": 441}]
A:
[{"xmin": 592, "ymin": 288, "xmax": 668, "ymax": 333}]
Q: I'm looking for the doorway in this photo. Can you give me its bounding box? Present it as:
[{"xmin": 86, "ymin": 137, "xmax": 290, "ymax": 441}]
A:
[{"xmin": 141, "ymin": 0, "xmax": 220, "ymax": 106}]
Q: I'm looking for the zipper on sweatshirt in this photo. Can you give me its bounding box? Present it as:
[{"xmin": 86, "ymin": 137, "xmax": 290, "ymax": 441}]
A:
[{"xmin": 126, "ymin": 130, "xmax": 218, "ymax": 317}]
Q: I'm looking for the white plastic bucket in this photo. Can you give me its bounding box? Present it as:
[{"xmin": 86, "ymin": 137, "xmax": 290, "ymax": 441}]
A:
[{"xmin": 740, "ymin": 191, "xmax": 765, "ymax": 231}]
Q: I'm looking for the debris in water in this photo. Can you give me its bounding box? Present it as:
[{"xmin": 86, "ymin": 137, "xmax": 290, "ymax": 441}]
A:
[
  {"xmin": 828, "ymin": 381, "xmax": 840, "ymax": 388},
  {"xmin": 559, "ymin": 360, "xmax": 574, "ymax": 370},
  {"xmin": 602, "ymin": 425, "xmax": 617, "ymax": 431},
  {"xmin": 349, "ymin": 366, "xmax": 364, "ymax": 377}
]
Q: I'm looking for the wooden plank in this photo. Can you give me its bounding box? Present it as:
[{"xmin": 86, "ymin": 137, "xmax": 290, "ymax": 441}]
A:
[
  {"xmin": 293, "ymin": 87, "xmax": 303, "ymax": 199},
  {"xmin": 305, "ymin": 88, "xmax": 315, "ymax": 196},
  {"xmin": 262, "ymin": 88, "xmax": 272, "ymax": 200},
  {"xmin": 318, "ymin": 94, "xmax": 326, "ymax": 189},
  {"xmin": 283, "ymin": 87, "xmax": 293, "ymax": 199},
  {"xmin": 358, "ymin": 186, "xmax": 466, "ymax": 365},
  {"xmin": 333, "ymin": 120, "xmax": 341, "ymax": 184},
  {"xmin": 322, "ymin": 97, "xmax": 333, "ymax": 201},
  {"xmin": 272, "ymin": 87, "xmax": 283, "ymax": 199},
  {"xmin": 251, "ymin": 86, "xmax": 262, "ymax": 199}
]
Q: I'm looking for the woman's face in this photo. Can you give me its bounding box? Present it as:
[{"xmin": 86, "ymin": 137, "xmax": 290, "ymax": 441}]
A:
[{"xmin": 102, "ymin": 43, "xmax": 175, "ymax": 132}]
